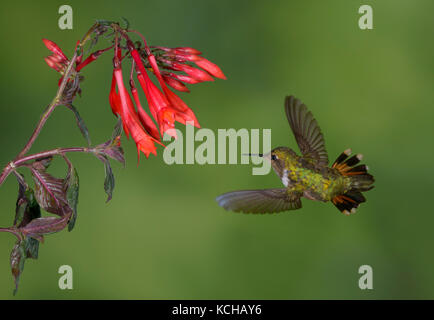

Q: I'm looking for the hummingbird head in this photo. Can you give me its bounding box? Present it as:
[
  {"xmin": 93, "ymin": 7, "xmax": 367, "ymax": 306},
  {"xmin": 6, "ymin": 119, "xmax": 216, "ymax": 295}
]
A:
[
  {"xmin": 244, "ymin": 147, "xmax": 296, "ymax": 178},
  {"xmin": 264, "ymin": 147, "xmax": 297, "ymax": 178}
]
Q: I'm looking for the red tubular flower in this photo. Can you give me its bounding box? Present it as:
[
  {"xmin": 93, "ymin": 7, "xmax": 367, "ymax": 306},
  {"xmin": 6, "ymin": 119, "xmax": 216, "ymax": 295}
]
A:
[
  {"xmin": 130, "ymin": 82, "xmax": 161, "ymax": 141},
  {"xmin": 130, "ymin": 49, "xmax": 177, "ymax": 138},
  {"xmin": 76, "ymin": 55, "xmax": 98, "ymax": 72},
  {"xmin": 113, "ymin": 68, "xmax": 161, "ymax": 159},
  {"xmin": 147, "ymin": 54, "xmax": 201, "ymax": 128},
  {"xmin": 109, "ymin": 71, "xmax": 130, "ymax": 138},
  {"xmin": 109, "ymin": 73, "xmax": 121, "ymax": 116},
  {"xmin": 163, "ymin": 53, "xmax": 201, "ymax": 63},
  {"xmin": 194, "ymin": 57, "xmax": 227, "ymax": 80},
  {"xmin": 161, "ymin": 87, "xmax": 200, "ymax": 127},
  {"xmin": 165, "ymin": 72, "xmax": 200, "ymax": 84},
  {"xmin": 171, "ymin": 62, "xmax": 214, "ymax": 82},
  {"xmin": 76, "ymin": 45, "xmax": 114, "ymax": 72},
  {"xmin": 174, "ymin": 47, "xmax": 202, "ymax": 55},
  {"xmin": 152, "ymin": 46, "xmax": 226, "ymax": 82},
  {"xmin": 162, "ymin": 75, "xmax": 190, "ymax": 93},
  {"xmin": 175, "ymin": 53, "xmax": 201, "ymax": 62},
  {"xmin": 157, "ymin": 107, "xmax": 177, "ymax": 138},
  {"xmin": 154, "ymin": 46, "xmax": 202, "ymax": 55},
  {"xmin": 136, "ymin": 72, "xmax": 177, "ymax": 138}
]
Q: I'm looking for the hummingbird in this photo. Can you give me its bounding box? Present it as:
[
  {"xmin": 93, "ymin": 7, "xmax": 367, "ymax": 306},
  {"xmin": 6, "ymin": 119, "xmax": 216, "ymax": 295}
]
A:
[{"xmin": 216, "ymin": 96, "xmax": 375, "ymax": 215}]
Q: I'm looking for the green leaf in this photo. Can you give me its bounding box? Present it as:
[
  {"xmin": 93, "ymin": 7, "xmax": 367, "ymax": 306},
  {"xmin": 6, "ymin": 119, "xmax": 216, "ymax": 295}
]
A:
[
  {"xmin": 14, "ymin": 185, "xmax": 41, "ymax": 228},
  {"xmin": 93, "ymin": 120, "xmax": 123, "ymax": 202},
  {"xmin": 66, "ymin": 104, "xmax": 91, "ymax": 146},
  {"xmin": 111, "ymin": 118, "xmax": 123, "ymax": 141},
  {"xmin": 103, "ymin": 157, "xmax": 115, "ymax": 202},
  {"xmin": 64, "ymin": 161, "xmax": 79, "ymax": 232},
  {"xmin": 10, "ymin": 235, "xmax": 41, "ymax": 295},
  {"xmin": 10, "ymin": 241, "xmax": 25, "ymax": 296},
  {"xmin": 24, "ymin": 237, "xmax": 39, "ymax": 259},
  {"xmin": 14, "ymin": 183, "xmax": 28, "ymax": 227},
  {"xmin": 95, "ymin": 19, "xmax": 116, "ymax": 27},
  {"xmin": 120, "ymin": 17, "xmax": 130, "ymax": 29},
  {"xmin": 10, "ymin": 181, "xmax": 43, "ymax": 294},
  {"xmin": 95, "ymin": 154, "xmax": 115, "ymax": 202}
]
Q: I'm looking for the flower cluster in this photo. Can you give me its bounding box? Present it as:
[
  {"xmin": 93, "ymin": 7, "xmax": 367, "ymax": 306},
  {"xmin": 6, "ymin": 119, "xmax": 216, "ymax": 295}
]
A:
[
  {"xmin": 109, "ymin": 37, "xmax": 226, "ymax": 160},
  {"xmin": 43, "ymin": 39, "xmax": 70, "ymax": 74},
  {"xmin": 43, "ymin": 28, "xmax": 226, "ymax": 161}
]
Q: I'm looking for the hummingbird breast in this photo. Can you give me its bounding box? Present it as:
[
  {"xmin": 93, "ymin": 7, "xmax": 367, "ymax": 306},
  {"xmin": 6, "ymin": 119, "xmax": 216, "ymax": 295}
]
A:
[{"xmin": 281, "ymin": 163, "xmax": 350, "ymax": 201}]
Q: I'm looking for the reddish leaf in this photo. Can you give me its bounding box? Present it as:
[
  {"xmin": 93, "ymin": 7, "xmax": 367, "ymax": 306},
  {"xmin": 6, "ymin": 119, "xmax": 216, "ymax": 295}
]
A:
[
  {"xmin": 21, "ymin": 215, "xmax": 69, "ymax": 239},
  {"xmin": 31, "ymin": 159, "xmax": 69, "ymax": 216}
]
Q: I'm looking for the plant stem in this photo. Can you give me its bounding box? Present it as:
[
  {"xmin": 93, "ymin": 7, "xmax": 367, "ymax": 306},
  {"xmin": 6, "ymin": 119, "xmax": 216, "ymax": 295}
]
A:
[
  {"xmin": 15, "ymin": 52, "xmax": 79, "ymax": 160},
  {"xmin": 0, "ymin": 147, "xmax": 92, "ymax": 187},
  {"xmin": 0, "ymin": 164, "xmax": 13, "ymax": 187},
  {"xmin": 0, "ymin": 227, "xmax": 21, "ymax": 240},
  {"xmin": 0, "ymin": 23, "xmax": 101, "ymax": 187},
  {"xmin": 14, "ymin": 147, "xmax": 91, "ymax": 167}
]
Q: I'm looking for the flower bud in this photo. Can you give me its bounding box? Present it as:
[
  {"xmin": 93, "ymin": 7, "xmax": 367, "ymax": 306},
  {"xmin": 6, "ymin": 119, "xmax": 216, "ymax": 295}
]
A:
[
  {"xmin": 172, "ymin": 62, "xmax": 214, "ymax": 82},
  {"xmin": 42, "ymin": 39, "xmax": 68, "ymax": 61},
  {"xmin": 195, "ymin": 57, "xmax": 226, "ymax": 80},
  {"xmin": 44, "ymin": 56, "xmax": 63, "ymax": 72},
  {"xmin": 162, "ymin": 75, "xmax": 190, "ymax": 92}
]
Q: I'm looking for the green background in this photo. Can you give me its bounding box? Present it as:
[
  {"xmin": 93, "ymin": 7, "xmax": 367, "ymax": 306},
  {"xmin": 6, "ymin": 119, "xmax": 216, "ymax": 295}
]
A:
[{"xmin": 0, "ymin": 0, "xmax": 433, "ymax": 299}]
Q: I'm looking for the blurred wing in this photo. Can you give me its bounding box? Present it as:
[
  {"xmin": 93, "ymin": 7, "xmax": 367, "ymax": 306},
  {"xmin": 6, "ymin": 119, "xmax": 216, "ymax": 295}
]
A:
[
  {"xmin": 216, "ymin": 188, "xmax": 302, "ymax": 214},
  {"xmin": 285, "ymin": 96, "xmax": 329, "ymax": 166}
]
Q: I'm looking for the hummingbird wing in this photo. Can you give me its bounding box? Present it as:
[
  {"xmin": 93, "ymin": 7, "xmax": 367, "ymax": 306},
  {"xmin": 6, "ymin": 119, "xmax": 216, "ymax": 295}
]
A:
[
  {"xmin": 216, "ymin": 188, "xmax": 302, "ymax": 214},
  {"xmin": 285, "ymin": 96, "xmax": 329, "ymax": 166}
]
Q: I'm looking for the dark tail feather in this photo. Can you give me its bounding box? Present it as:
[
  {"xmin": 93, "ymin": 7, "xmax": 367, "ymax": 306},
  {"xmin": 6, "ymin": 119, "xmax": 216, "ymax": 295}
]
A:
[
  {"xmin": 331, "ymin": 149, "xmax": 375, "ymax": 215},
  {"xmin": 332, "ymin": 191, "xmax": 366, "ymax": 216}
]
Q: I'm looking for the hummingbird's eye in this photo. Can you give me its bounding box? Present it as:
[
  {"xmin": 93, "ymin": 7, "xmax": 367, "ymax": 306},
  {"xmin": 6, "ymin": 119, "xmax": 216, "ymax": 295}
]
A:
[{"xmin": 271, "ymin": 154, "xmax": 277, "ymax": 161}]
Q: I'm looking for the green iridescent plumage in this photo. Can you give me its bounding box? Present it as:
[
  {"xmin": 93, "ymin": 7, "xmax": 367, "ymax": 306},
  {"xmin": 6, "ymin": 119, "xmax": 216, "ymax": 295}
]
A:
[{"xmin": 216, "ymin": 95, "xmax": 375, "ymax": 215}]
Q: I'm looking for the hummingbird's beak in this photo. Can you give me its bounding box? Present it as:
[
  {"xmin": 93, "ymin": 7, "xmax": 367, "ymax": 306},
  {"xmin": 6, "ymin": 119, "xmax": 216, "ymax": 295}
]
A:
[
  {"xmin": 261, "ymin": 152, "xmax": 271, "ymax": 162},
  {"xmin": 242, "ymin": 153, "xmax": 263, "ymax": 157}
]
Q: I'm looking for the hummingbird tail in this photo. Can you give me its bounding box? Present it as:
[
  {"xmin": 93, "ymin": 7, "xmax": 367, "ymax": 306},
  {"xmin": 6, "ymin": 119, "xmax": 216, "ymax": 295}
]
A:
[
  {"xmin": 331, "ymin": 149, "xmax": 375, "ymax": 215},
  {"xmin": 332, "ymin": 191, "xmax": 366, "ymax": 216}
]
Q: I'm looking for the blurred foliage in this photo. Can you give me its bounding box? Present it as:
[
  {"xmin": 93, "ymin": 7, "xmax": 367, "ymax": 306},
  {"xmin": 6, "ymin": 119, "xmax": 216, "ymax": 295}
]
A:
[{"xmin": 0, "ymin": 0, "xmax": 433, "ymax": 299}]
